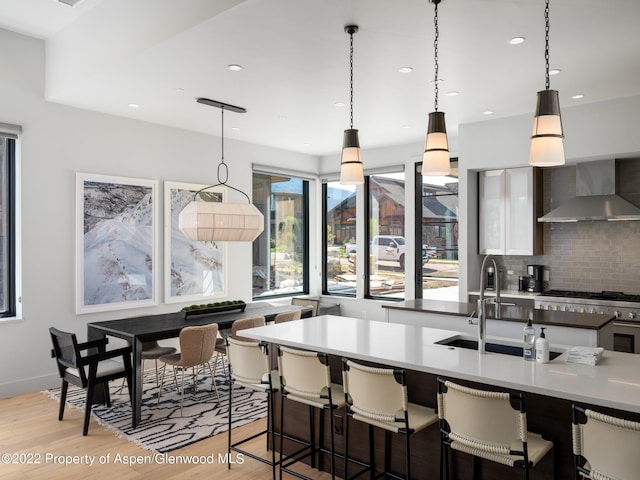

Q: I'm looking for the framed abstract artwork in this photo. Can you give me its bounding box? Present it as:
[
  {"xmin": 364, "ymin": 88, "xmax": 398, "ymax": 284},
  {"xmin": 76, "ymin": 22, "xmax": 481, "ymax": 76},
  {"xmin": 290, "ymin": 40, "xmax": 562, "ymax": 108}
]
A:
[
  {"xmin": 163, "ymin": 181, "xmax": 227, "ymax": 304},
  {"xmin": 76, "ymin": 173, "xmax": 159, "ymax": 314}
]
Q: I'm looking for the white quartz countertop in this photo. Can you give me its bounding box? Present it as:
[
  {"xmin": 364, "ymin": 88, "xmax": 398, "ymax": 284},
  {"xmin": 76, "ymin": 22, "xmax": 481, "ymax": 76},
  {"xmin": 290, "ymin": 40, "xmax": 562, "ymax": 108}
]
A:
[{"xmin": 243, "ymin": 315, "xmax": 640, "ymax": 414}]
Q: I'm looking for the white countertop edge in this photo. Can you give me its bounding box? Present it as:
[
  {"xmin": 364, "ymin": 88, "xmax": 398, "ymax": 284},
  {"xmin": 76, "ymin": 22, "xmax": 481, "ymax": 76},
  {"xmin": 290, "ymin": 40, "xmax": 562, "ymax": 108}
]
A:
[{"xmin": 242, "ymin": 315, "xmax": 640, "ymax": 414}]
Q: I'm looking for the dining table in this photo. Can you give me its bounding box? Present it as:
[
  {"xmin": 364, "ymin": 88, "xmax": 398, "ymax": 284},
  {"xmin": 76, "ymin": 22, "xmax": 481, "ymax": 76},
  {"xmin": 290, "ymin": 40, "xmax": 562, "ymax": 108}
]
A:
[{"xmin": 87, "ymin": 302, "xmax": 310, "ymax": 428}]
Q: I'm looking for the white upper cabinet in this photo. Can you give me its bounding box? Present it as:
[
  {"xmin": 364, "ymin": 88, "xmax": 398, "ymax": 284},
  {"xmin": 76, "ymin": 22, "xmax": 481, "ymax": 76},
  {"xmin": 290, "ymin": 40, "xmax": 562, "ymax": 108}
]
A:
[{"xmin": 479, "ymin": 167, "xmax": 543, "ymax": 255}]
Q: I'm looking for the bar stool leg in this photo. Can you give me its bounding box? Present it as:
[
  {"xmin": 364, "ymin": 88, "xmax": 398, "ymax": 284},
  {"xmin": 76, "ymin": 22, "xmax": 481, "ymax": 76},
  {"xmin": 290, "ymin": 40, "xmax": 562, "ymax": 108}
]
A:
[
  {"xmin": 227, "ymin": 378, "xmax": 233, "ymax": 470},
  {"xmin": 344, "ymin": 412, "xmax": 350, "ymax": 480},
  {"xmin": 310, "ymin": 405, "xmax": 316, "ymax": 469},
  {"xmin": 405, "ymin": 429, "xmax": 411, "ymax": 480},
  {"xmin": 368, "ymin": 424, "xmax": 375, "ymax": 480}
]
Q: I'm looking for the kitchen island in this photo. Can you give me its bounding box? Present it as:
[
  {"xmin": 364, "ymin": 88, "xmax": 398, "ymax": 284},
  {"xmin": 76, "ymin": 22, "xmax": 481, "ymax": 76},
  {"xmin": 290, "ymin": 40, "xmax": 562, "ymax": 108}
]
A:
[
  {"xmin": 382, "ymin": 298, "xmax": 615, "ymax": 349},
  {"xmin": 243, "ymin": 315, "xmax": 640, "ymax": 479}
]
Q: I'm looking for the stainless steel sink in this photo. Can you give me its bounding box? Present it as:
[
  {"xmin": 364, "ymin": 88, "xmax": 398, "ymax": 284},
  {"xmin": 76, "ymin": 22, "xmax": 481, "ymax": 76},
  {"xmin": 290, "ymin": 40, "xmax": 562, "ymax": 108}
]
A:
[{"xmin": 436, "ymin": 337, "xmax": 563, "ymax": 360}]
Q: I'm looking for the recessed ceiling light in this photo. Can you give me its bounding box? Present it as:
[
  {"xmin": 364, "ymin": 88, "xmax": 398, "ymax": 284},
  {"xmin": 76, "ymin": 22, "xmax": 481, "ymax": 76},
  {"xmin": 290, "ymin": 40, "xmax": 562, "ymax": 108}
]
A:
[
  {"xmin": 446, "ymin": 91, "xmax": 459, "ymax": 96},
  {"xmin": 572, "ymin": 94, "xmax": 585, "ymax": 99},
  {"xmin": 549, "ymin": 69, "xmax": 561, "ymax": 75},
  {"xmin": 402, "ymin": 125, "xmax": 412, "ymax": 129},
  {"xmin": 398, "ymin": 67, "xmax": 413, "ymax": 73},
  {"xmin": 303, "ymin": 143, "xmax": 311, "ymax": 147},
  {"xmin": 483, "ymin": 110, "xmax": 494, "ymax": 115},
  {"xmin": 228, "ymin": 64, "xmax": 243, "ymax": 71},
  {"xmin": 509, "ymin": 37, "xmax": 526, "ymax": 45},
  {"xmin": 231, "ymin": 126, "xmax": 240, "ymax": 131},
  {"xmin": 430, "ymin": 78, "xmax": 444, "ymax": 84},
  {"xmin": 128, "ymin": 103, "xmax": 140, "ymax": 108},
  {"xmin": 175, "ymin": 88, "xmax": 184, "ymax": 93},
  {"xmin": 334, "ymin": 102, "xmax": 346, "ymax": 107}
]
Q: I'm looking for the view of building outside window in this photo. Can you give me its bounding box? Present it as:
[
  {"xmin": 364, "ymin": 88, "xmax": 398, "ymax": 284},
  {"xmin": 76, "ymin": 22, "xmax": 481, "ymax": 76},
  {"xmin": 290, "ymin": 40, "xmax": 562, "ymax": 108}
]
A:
[
  {"xmin": 367, "ymin": 172, "xmax": 406, "ymax": 299},
  {"xmin": 252, "ymin": 173, "xmax": 308, "ymax": 298},
  {"xmin": 324, "ymin": 182, "xmax": 357, "ymax": 296},
  {"xmin": 420, "ymin": 172, "xmax": 459, "ymax": 300}
]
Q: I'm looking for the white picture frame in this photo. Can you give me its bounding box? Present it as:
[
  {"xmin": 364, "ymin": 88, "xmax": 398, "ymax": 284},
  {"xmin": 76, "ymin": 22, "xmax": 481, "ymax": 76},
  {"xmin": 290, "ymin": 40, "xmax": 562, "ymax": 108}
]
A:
[
  {"xmin": 76, "ymin": 173, "xmax": 159, "ymax": 314},
  {"xmin": 163, "ymin": 181, "xmax": 227, "ymax": 304}
]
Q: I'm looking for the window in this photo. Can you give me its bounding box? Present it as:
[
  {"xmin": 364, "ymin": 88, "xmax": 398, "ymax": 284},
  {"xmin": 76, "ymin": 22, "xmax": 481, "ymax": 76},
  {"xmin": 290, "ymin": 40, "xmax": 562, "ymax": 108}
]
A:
[
  {"xmin": 252, "ymin": 172, "xmax": 309, "ymax": 298},
  {"xmin": 416, "ymin": 162, "xmax": 459, "ymax": 300},
  {"xmin": 366, "ymin": 172, "xmax": 406, "ymax": 300},
  {"xmin": 323, "ymin": 181, "xmax": 357, "ymax": 296},
  {"xmin": 0, "ymin": 129, "xmax": 17, "ymax": 317}
]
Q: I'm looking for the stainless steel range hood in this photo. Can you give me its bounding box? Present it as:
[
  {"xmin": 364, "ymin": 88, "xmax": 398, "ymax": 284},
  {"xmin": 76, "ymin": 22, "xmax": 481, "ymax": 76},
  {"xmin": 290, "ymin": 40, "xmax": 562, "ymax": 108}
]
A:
[{"xmin": 538, "ymin": 159, "xmax": 640, "ymax": 222}]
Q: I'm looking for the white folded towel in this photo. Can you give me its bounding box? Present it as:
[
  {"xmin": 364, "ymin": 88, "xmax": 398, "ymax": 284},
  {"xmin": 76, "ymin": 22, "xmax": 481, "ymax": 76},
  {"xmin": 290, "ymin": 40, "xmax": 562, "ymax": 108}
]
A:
[{"xmin": 566, "ymin": 346, "xmax": 604, "ymax": 365}]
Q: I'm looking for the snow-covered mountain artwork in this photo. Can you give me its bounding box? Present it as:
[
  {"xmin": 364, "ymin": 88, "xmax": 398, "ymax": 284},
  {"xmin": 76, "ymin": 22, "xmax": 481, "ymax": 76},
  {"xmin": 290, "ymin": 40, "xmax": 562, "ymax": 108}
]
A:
[
  {"xmin": 77, "ymin": 174, "xmax": 157, "ymax": 313},
  {"xmin": 164, "ymin": 182, "xmax": 226, "ymax": 302}
]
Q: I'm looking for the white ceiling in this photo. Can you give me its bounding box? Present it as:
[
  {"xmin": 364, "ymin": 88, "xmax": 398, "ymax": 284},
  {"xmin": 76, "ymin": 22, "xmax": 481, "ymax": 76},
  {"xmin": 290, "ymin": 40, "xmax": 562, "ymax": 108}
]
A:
[{"xmin": 1, "ymin": 0, "xmax": 640, "ymax": 157}]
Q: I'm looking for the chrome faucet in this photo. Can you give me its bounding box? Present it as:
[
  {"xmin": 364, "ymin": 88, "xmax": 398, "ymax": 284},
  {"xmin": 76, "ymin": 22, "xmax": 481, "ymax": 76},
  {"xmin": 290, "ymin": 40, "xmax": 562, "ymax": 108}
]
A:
[{"xmin": 477, "ymin": 255, "xmax": 501, "ymax": 354}]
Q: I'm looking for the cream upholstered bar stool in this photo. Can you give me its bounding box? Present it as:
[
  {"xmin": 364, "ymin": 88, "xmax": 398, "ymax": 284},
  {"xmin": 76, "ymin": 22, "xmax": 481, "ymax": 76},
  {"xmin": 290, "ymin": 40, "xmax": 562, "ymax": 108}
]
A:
[
  {"xmin": 342, "ymin": 358, "xmax": 439, "ymax": 480},
  {"xmin": 213, "ymin": 316, "xmax": 266, "ymax": 378},
  {"xmin": 277, "ymin": 345, "xmax": 345, "ymax": 480},
  {"xmin": 572, "ymin": 404, "xmax": 640, "ymax": 480},
  {"xmin": 226, "ymin": 336, "xmax": 279, "ymax": 480},
  {"xmin": 437, "ymin": 377, "xmax": 553, "ymax": 480},
  {"xmin": 157, "ymin": 323, "xmax": 220, "ymax": 415}
]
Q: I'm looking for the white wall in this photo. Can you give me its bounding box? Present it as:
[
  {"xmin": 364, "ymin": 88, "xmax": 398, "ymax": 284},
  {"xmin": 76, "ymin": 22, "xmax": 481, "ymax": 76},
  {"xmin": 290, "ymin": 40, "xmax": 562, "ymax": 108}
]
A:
[{"xmin": 0, "ymin": 29, "xmax": 319, "ymax": 397}]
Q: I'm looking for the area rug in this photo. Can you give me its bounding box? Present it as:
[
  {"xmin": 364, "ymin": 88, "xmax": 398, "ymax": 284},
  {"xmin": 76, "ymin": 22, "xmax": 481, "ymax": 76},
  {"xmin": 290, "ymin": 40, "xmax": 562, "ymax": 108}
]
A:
[{"xmin": 44, "ymin": 362, "xmax": 268, "ymax": 453}]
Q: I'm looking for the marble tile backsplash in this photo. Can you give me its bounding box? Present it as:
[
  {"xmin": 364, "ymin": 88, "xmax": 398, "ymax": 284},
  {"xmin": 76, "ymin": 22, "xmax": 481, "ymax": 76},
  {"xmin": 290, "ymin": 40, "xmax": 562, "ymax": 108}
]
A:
[{"xmin": 497, "ymin": 159, "xmax": 640, "ymax": 294}]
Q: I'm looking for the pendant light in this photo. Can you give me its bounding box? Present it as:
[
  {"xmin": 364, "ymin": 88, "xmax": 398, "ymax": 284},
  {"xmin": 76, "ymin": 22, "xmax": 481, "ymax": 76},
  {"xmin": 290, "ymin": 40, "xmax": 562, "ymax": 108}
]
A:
[
  {"xmin": 423, "ymin": 0, "xmax": 450, "ymax": 176},
  {"xmin": 340, "ymin": 25, "xmax": 364, "ymax": 185},
  {"xmin": 529, "ymin": 0, "xmax": 565, "ymax": 167},
  {"xmin": 179, "ymin": 98, "xmax": 264, "ymax": 242}
]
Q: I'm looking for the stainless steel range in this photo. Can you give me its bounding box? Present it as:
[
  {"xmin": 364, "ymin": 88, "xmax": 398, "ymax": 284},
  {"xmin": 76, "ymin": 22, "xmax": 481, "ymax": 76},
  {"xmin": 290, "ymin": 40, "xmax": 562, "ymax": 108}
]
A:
[{"xmin": 535, "ymin": 290, "xmax": 640, "ymax": 353}]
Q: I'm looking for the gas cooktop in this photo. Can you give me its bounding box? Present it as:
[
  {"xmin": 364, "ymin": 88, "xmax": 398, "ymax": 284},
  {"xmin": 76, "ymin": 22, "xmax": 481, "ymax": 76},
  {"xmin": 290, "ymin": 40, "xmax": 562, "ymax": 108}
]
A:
[{"xmin": 538, "ymin": 289, "xmax": 640, "ymax": 303}]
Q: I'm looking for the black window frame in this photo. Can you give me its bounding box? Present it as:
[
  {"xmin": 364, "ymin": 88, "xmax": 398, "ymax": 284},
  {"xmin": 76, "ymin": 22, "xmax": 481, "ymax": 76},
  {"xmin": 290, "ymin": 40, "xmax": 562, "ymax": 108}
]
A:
[
  {"xmin": 415, "ymin": 159, "xmax": 460, "ymax": 298},
  {"xmin": 251, "ymin": 172, "xmax": 310, "ymax": 300},
  {"xmin": 0, "ymin": 135, "xmax": 16, "ymax": 317},
  {"xmin": 322, "ymin": 181, "xmax": 357, "ymax": 297}
]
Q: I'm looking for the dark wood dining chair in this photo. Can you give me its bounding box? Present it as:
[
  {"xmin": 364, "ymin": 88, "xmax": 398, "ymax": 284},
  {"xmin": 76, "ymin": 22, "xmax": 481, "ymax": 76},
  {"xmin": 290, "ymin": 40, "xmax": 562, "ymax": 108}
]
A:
[{"xmin": 49, "ymin": 327, "xmax": 133, "ymax": 436}]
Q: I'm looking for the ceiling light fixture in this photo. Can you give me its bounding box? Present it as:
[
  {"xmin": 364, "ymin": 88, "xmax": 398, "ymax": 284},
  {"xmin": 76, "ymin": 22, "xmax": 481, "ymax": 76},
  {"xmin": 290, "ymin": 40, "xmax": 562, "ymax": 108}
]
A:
[
  {"xmin": 178, "ymin": 98, "xmax": 264, "ymax": 242},
  {"xmin": 509, "ymin": 36, "xmax": 526, "ymax": 45},
  {"xmin": 423, "ymin": 0, "xmax": 450, "ymax": 176},
  {"xmin": 399, "ymin": 67, "xmax": 413, "ymax": 73},
  {"xmin": 529, "ymin": 0, "xmax": 565, "ymax": 167},
  {"xmin": 227, "ymin": 64, "xmax": 243, "ymax": 71},
  {"xmin": 340, "ymin": 25, "xmax": 364, "ymax": 185},
  {"xmin": 572, "ymin": 94, "xmax": 585, "ymax": 99}
]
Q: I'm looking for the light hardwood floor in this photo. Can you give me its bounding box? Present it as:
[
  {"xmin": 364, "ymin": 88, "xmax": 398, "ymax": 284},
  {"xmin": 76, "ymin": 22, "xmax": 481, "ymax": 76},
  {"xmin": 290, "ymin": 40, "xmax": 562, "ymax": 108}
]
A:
[{"xmin": 0, "ymin": 390, "xmax": 334, "ymax": 480}]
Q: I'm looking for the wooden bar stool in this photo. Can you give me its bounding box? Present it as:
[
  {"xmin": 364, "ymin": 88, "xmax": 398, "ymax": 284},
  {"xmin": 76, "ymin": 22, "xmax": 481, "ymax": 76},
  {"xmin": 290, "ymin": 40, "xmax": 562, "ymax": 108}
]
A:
[
  {"xmin": 342, "ymin": 358, "xmax": 439, "ymax": 480},
  {"xmin": 572, "ymin": 404, "xmax": 640, "ymax": 480},
  {"xmin": 437, "ymin": 377, "xmax": 553, "ymax": 480},
  {"xmin": 277, "ymin": 345, "xmax": 344, "ymax": 480}
]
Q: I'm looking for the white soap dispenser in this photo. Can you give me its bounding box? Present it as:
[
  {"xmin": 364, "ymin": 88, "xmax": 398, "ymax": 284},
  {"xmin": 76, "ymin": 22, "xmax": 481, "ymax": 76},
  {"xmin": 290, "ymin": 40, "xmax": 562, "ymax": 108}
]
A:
[
  {"xmin": 536, "ymin": 327, "xmax": 550, "ymax": 364},
  {"xmin": 523, "ymin": 315, "xmax": 536, "ymax": 362}
]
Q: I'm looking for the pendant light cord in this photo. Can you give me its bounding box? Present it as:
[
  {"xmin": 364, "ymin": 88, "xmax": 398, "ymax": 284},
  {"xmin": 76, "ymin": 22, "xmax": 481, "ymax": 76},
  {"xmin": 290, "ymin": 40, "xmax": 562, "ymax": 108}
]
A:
[
  {"xmin": 433, "ymin": 0, "xmax": 440, "ymax": 112},
  {"xmin": 218, "ymin": 108, "xmax": 228, "ymax": 184},
  {"xmin": 349, "ymin": 29, "xmax": 354, "ymax": 129},
  {"xmin": 544, "ymin": 0, "xmax": 550, "ymax": 90},
  {"xmin": 193, "ymin": 106, "xmax": 251, "ymax": 203}
]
